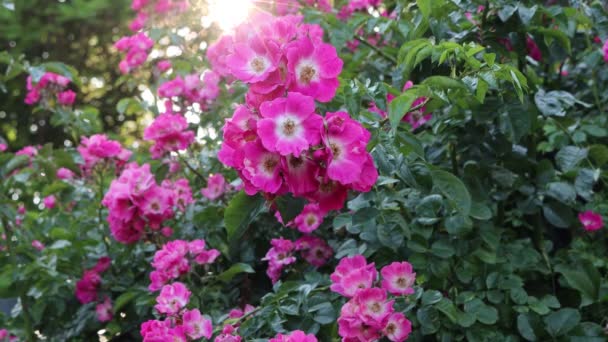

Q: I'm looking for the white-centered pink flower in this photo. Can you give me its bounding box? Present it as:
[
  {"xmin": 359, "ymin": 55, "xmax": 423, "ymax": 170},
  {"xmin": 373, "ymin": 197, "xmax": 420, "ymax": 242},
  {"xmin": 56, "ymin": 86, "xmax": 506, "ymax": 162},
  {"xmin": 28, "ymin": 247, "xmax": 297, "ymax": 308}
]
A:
[
  {"xmin": 227, "ymin": 36, "xmax": 279, "ymax": 83},
  {"xmin": 323, "ymin": 111, "xmax": 373, "ymax": 185},
  {"xmin": 286, "ymin": 37, "xmax": 343, "ymax": 102},
  {"xmin": 201, "ymin": 174, "xmax": 227, "ymax": 200},
  {"xmin": 258, "ymin": 92, "xmax": 323, "ymax": 157},
  {"xmin": 95, "ymin": 297, "xmax": 113, "ymax": 322},
  {"xmin": 154, "ymin": 282, "xmax": 191, "ymax": 315},
  {"xmin": 383, "ymin": 312, "xmax": 412, "ymax": 342},
  {"xmin": 239, "ymin": 141, "xmax": 284, "ymax": 194},
  {"xmin": 181, "ymin": 309, "xmax": 213, "ymax": 340},
  {"xmin": 380, "ymin": 261, "xmax": 416, "ymax": 296},
  {"xmin": 578, "ymin": 210, "xmax": 604, "ymax": 231},
  {"xmin": 330, "ymin": 255, "xmax": 377, "ymax": 297},
  {"xmin": 293, "ymin": 203, "xmax": 324, "ymax": 233}
]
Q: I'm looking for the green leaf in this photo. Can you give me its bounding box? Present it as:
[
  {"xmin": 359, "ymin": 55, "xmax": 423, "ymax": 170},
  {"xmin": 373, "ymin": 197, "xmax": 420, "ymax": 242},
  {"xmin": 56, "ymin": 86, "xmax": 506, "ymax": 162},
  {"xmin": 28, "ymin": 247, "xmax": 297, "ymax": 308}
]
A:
[
  {"xmin": 48, "ymin": 240, "xmax": 71, "ymax": 249},
  {"xmin": 543, "ymin": 308, "xmax": 581, "ymax": 337},
  {"xmin": 556, "ymin": 146, "xmax": 587, "ymax": 172},
  {"xmin": 310, "ymin": 302, "xmax": 336, "ymax": 324},
  {"xmin": 113, "ymin": 291, "xmax": 138, "ymax": 313},
  {"xmin": 2, "ymin": 155, "xmax": 30, "ymax": 176},
  {"xmin": 542, "ymin": 201, "xmax": 574, "ymax": 228},
  {"xmin": 555, "ymin": 261, "xmax": 601, "ymax": 307},
  {"xmin": 498, "ymin": 4, "xmax": 518, "ymax": 22},
  {"xmin": 498, "ymin": 107, "xmax": 531, "ymax": 142},
  {"xmin": 422, "ymin": 290, "xmax": 443, "ymax": 306},
  {"xmin": 0, "ymin": 265, "xmax": 15, "ymax": 298},
  {"xmin": 116, "ymin": 97, "xmax": 142, "ymax": 115},
  {"xmin": 445, "ymin": 214, "xmax": 473, "ymax": 235},
  {"xmin": 588, "ymin": 144, "xmax": 608, "ymax": 166},
  {"xmin": 217, "ymin": 263, "xmax": 255, "ymax": 283},
  {"xmin": 224, "ymin": 192, "xmax": 265, "ymax": 243},
  {"xmin": 435, "ymin": 298, "xmax": 459, "ymax": 323},
  {"xmin": 431, "ymin": 169, "xmax": 472, "ymax": 215},
  {"xmin": 518, "ymin": 5, "xmax": 537, "ymax": 26},
  {"xmin": 416, "ymin": 0, "xmax": 431, "ymax": 18},
  {"xmin": 535, "ymin": 90, "xmax": 586, "ymax": 116},
  {"xmin": 546, "ymin": 182, "xmax": 576, "ymax": 205},
  {"xmin": 575, "ymin": 168, "xmax": 598, "ymax": 201},
  {"xmin": 388, "ymin": 92, "xmax": 417, "ymax": 129},
  {"xmin": 417, "ymin": 307, "xmax": 440, "ymax": 334},
  {"xmin": 431, "ymin": 240, "xmax": 455, "ymax": 258},
  {"xmin": 470, "ymin": 202, "xmax": 492, "ymax": 220},
  {"xmin": 464, "ymin": 298, "xmax": 499, "ymax": 325},
  {"xmin": 274, "ymin": 194, "xmax": 305, "ymax": 225},
  {"xmin": 533, "ymin": 27, "xmax": 572, "ymax": 53},
  {"xmin": 422, "ymin": 76, "xmax": 468, "ymax": 92},
  {"xmin": 518, "ymin": 313, "xmax": 541, "ymax": 341}
]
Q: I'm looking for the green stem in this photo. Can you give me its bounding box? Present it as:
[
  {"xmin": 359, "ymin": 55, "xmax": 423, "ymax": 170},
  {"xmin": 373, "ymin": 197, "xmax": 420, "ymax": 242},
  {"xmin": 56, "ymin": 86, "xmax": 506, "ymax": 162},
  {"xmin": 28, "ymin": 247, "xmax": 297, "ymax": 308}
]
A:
[
  {"xmin": 584, "ymin": 35, "xmax": 603, "ymax": 114},
  {"xmin": 178, "ymin": 154, "xmax": 205, "ymax": 181},
  {"xmin": 354, "ymin": 36, "xmax": 397, "ymax": 65},
  {"xmin": 19, "ymin": 294, "xmax": 35, "ymax": 342},
  {"xmin": 1, "ymin": 217, "xmax": 35, "ymax": 341},
  {"xmin": 534, "ymin": 213, "xmax": 556, "ymax": 295},
  {"xmin": 379, "ymin": 98, "xmax": 431, "ymax": 127},
  {"xmin": 449, "ymin": 142, "xmax": 459, "ymax": 176}
]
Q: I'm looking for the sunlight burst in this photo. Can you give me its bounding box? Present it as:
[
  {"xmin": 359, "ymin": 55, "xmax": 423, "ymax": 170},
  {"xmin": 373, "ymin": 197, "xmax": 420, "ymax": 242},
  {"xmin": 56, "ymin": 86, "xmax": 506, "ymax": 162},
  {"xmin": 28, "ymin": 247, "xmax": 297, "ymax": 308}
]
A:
[{"xmin": 208, "ymin": 0, "xmax": 253, "ymax": 31}]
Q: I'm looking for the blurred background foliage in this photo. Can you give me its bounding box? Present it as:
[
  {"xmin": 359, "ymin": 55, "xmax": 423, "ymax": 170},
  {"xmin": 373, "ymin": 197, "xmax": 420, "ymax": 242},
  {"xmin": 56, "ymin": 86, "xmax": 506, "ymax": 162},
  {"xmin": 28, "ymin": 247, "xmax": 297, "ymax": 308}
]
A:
[{"xmin": 0, "ymin": 0, "xmax": 133, "ymax": 149}]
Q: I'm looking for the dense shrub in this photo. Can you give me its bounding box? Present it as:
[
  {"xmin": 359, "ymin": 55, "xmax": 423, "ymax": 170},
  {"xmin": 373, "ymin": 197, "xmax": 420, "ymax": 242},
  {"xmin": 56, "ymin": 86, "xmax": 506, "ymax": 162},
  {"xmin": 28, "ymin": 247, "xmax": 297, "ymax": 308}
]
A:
[{"xmin": 0, "ymin": 0, "xmax": 607, "ymax": 341}]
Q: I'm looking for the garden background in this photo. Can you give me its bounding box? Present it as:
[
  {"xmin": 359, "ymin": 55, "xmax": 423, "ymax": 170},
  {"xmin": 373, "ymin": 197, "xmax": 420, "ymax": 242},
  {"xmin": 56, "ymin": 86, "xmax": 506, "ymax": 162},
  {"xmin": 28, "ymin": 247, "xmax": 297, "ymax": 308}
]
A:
[{"xmin": 0, "ymin": 0, "xmax": 607, "ymax": 341}]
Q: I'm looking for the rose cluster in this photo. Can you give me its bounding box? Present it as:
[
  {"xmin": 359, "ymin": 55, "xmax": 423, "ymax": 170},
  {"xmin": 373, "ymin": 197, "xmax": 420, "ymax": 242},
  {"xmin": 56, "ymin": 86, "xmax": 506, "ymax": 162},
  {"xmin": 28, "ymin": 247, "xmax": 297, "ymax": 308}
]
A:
[
  {"xmin": 24, "ymin": 72, "xmax": 76, "ymax": 106},
  {"xmin": 129, "ymin": 0, "xmax": 188, "ymax": 31},
  {"xmin": 149, "ymin": 239, "xmax": 220, "ymax": 291},
  {"xmin": 75, "ymin": 257, "xmax": 112, "ymax": 313},
  {"xmin": 114, "ymin": 32, "xmax": 154, "ymax": 74},
  {"xmin": 263, "ymin": 236, "xmax": 332, "ymax": 283},
  {"xmin": 101, "ymin": 163, "xmax": 193, "ymax": 243},
  {"xmin": 330, "ymin": 255, "xmax": 415, "ymax": 342},
  {"xmin": 369, "ymin": 80, "xmax": 432, "ymax": 130},
  {"xmin": 143, "ymin": 111, "xmax": 195, "ymax": 159},
  {"xmin": 77, "ymin": 134, "xmax": 132, "ymax": 173},
  {"xmin": 141, "ymin": 282, "xmax": 213, "ymax": 341},
  {"xmin": 157, "ymin": 71, "xmax": 221, "ymax": 110},
  {"xmin": 211, "ymin": 14, "xmax": 377, "ymax": 221}
]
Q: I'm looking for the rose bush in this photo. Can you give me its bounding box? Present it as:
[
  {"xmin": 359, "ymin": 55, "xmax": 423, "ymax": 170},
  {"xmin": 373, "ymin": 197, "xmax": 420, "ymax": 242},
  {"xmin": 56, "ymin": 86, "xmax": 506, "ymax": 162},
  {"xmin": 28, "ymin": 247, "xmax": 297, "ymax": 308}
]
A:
[{"xmin": 0, "ymin": 0, "xmax": 608, "ymax": 341}]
